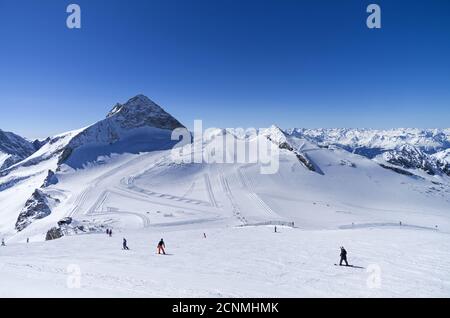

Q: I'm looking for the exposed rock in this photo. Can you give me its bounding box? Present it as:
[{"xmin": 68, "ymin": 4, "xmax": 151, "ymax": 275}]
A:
[
  {"xmin": 379, "ymin": 164, "xmax": 415, "ymax": 176},
  {"xmin": 32, "ymin": 137, "xmax": 50, "ymax": 151},
  {"xmin": 106, "ymin": 95, "xmax": 185, "ymax": 131},
  {"xmin": 45, "ymin": 227, "xmax": 63, "ymax": 241},
  {"xmin": 57, "ymin": 147, "xmax": 73, "ymax": 165},
  {"xmin": 41, "ymin": 170, "xmax": 58, "ymax": 187},
  {"xmin": 340, "ymin": 160, "xmax": 356, "ymax": 168},
  {"xmin": 57, "ymin": 95, "xmax": 185, "ymax": 165},
  {"xmin": 263, "ymin": 126, "xmax": 318, "ymax": 173},
  {"xmin": 381, "ymin": 144, "xmax": 437, "ymax": 175},
  {"xmin": 432, "ymin": 149, "xmax": 450, "ymax": 177},
  {"xmin": 57, "ymin": 217, "xmax": 72, "ymax": 227},
  {"xmin": 0, "ymin": 129, "xmax": 36, "ymax": 170},
  {"xmin": 15, "ymin": 189, "xmax": 59, "ymax": 231}
]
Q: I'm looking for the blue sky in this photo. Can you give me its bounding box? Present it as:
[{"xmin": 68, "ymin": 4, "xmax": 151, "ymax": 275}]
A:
[{"xmin": 0, "ymin": 0, "xmax": 449, "ymax": 139}]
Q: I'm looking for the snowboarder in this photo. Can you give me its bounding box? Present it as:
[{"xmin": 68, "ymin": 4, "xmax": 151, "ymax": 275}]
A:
[
  {"xmin": 1, "ymin": 238, "xmax": 5, "ymax": 246},
  {"xmin": 339, "ymin": 246, "xmax": 348, "ymax": 266},
  {"xmin": 157, "ymin": 238, "xmax": 166, "ymax": 255},
  {"xmin": 123, "ymin": 238, "xmax": 129, "ymax": 250}
]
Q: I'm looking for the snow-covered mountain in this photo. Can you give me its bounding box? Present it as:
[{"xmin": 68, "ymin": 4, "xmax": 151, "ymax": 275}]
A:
[
  {"xmin": 287, "ymin": 128, "xmax": 450, "ymax": 177},
  {"xmin": 0, "ymin": 129, "xmax": 37, "ymax": 170},
  {"xmin": 0, "ymin": 95, "xmax": 186, "ymax": 232},
  {"xmin": 1, "ymin": 96, "xmax": 450, "ymax": 297},
  {"xmin": 433, "ymin": 149, "xmax": 450, "ymax": 176},
  {"xmin": 373, "ymin": 144, "xmax": 439, "ymax": 176},
  {"xmin": 1, "ymin": 95, "xmax": 185, "ymax": 174},
  {"xmin": 287, "ymin": 128, "xmax": 450, "ymax": 157},
  {"xmin": 1, "ymin": 99, "xmax": 450, "ymax": 235}
]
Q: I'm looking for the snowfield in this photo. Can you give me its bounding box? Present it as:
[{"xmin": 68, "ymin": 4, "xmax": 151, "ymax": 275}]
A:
[
  {"xmin": 1, "ymin": 95, "xmax": 449, "ymax": 298},
  {"xmin": 1, "ymin": 226, "xmax": 449, "ymax": 297}
]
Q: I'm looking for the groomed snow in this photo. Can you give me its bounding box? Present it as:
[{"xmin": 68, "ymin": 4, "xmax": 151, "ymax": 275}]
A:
[{"xmin": 1, "ymin": 225, "xmax": 449, "ymax": 297}]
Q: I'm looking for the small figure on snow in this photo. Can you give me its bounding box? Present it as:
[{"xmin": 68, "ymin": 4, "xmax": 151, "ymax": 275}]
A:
[
  {"xmin": 339, "ymin": 246, "xmax": 348, "ymax": 266},
  {"xmin": 26, "ymin": 238, "xmax": 29, "ymax": 244},
  {"xmin": 203, "ymin": 233, "xmax": 206, "ymax": 238},
  {"xmin": 123, "ymin": 238, "xmax": 130, "ymax": 250},
  {"xmin": 1, "ymin": 238, "xmax": 5, "ymax": 246},
  {"xmin": 274, "ymin": 226, "xmax": 277, "ymax": 233},
  {"xmin": 109, "ymin": 229, "xmax": 113, "ymax": 237},
  {"xmin": 157, "ymin": 238, "xmax": 166, "ymax": 255},
  {"xmin": 106, "ymin": 229, "xmax": 109, "ymax": 235}
]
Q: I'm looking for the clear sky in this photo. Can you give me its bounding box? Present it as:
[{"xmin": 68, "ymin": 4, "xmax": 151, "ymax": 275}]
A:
[{"xmin": 0, "ymin": 0, "xmax": 449, "ymax": 139}]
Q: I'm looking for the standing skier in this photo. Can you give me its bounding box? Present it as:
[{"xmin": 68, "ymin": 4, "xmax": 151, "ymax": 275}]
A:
[
  {"xmin": 123, "ymin": 238, "xmax": 129, "ymax": 250},
  {"xmin": 1, "ymin": 238, "xmax": 5, "ymax": 246},
  {"xmin": 339, "ymin": 246, "xmax": 348, "ymax": 266},
  {"xmin": 157, "ymin": 238, "xmax": 166, "ymax": 255},
  {"xmin": 274, "ymin": 226, "xmax": 277, "ymax": 233},
  {"xmin": 109, "ymin": 229, "xmax": 113, "ymax": 237}
]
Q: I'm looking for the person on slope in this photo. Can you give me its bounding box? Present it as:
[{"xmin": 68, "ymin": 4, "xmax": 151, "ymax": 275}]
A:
[
  {"xmin": 1, "ymin": 238, "xmax": 5, "ymax": 246},
  {"xmin": 339, "ymin": 246, "xmax": 349, "ymax": 266},
  {"xmin": 157, "ymin": 238, "xmax": 166, "ymax": 255},
  {"xmin": 123, "ymin": 238, "xmax": 130, "ymax": 250},
  {"xmin": 109, "ymin": 229, "xmax": 113, "ymax": 237}
]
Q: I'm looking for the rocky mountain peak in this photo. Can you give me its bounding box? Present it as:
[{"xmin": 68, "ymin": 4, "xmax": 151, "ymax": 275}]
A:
[{"xmin": 106, "ymin": 94, "xmax": 185, "ymax": 131}]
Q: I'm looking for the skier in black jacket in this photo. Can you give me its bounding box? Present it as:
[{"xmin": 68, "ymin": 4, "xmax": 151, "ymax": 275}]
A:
[
  {"xmin": 123, "ymin": 238, "xmax": 129, "ymax": 250},
  {"xmin": 339, "ymin": 246, "xmax": 348, "ymax": 266},
  {"xmin": 157, "ymin": 238, "xmax": 166, "ymax": 254}
]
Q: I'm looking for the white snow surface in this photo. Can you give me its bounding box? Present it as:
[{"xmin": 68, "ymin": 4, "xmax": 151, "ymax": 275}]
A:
[
  {"xmin": 1, "ymin": 132, "xmax": 449, "ymax": 297},
  {"xmin": 1, "ymin": 97, "xmax": 450, "ymax": 297}
]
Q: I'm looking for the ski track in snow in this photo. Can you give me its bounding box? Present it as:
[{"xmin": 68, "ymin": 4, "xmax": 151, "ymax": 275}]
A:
[
  {"xmin": 219, "ymin": 171, "xmax": 247, "ymax": 225},
  {"xmin": 237, "ymin": 165, "xmax": 279, "ymax": 219}
]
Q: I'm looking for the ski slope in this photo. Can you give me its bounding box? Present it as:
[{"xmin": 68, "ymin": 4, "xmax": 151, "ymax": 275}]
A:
[
  {"xmin": 1, "ymin": 96, "xmax": 449, "ymax": 297},
  {"xmin": 0, "ymin": 134, "xmax": 449, "ymax": 297},
  {"xmin": 1, "ymin": 225, "xmax": 449, "ymax": 297}
]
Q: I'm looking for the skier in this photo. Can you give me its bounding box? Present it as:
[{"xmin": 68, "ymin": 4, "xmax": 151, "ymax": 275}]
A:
[
  {"xmin": 339, "ymin": 246, "xmax": 348, "ymax": 266},
  {"xmin": 157, "ymin": 238, "xmax": 166, "ymax": 255},
  {"xmin": 274, "ymin": 226, "xmax": 277, "ymax": 233},
  {"xmin": 203, "ymin": 233, "xmax": 206, "ymax": 238},
  {"xmin": 1, "ymin": 238, "xmax": 5, "ymax": 246},
  {"xmin": 26, "ymin": 238, "xmax": 29, "ymax": 244},
  {"xmin": 106, "ymin": 229, "xmax": 109, "ymax": 235},
  {"xmin": 123, "ymin": 238, "xmax": 129, "ymax": 250},
  {"xmin": 109, "ymin": 229, "xmax": 112, "ymax": 237}
]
